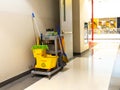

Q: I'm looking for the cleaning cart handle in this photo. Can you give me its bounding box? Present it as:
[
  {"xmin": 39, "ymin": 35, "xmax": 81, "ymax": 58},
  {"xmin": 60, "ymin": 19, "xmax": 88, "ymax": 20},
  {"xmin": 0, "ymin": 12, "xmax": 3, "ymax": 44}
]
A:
[
  {"xmin": 57, "ymin": 26, "xmax": 61, "ymax": 36},
  {"xmin": 32, "ymin": 13, "xmax": 35, "ymax": 18}
]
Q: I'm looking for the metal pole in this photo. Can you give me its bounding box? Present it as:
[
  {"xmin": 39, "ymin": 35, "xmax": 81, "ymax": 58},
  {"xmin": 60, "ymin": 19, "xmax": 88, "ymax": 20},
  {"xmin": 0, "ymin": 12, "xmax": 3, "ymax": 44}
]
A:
[{"xmin": 91, "ymin": 0, "xmax": 94, "ymax": 40}]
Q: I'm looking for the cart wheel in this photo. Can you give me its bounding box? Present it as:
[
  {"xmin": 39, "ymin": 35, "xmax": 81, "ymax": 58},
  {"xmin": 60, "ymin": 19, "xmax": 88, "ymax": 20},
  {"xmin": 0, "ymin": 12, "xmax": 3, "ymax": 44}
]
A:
[
  {"xmin": 60, "ymin": 67, "xmax": 64, "ymax": 71},
  {"xmin": 31, "ymin": 74, "xmax": 35, "ymax": 78},
  {"xmin": 48, "ymin": 75, "xmax": 51, "ymax": 80}
]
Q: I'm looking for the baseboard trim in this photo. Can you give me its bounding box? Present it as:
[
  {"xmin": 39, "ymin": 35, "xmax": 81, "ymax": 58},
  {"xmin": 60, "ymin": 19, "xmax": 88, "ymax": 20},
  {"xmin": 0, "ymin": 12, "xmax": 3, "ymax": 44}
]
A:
[
  {"xmin": 73, "ymin": 49, "xmax": 90, "ymax": 56},
  {"xmin": 0, "ymin": 69, "xmax": 32, "ymax": 88},
  {"xmin": 73, "ymin": 52, "xmax": 81, "ymax": 56}
]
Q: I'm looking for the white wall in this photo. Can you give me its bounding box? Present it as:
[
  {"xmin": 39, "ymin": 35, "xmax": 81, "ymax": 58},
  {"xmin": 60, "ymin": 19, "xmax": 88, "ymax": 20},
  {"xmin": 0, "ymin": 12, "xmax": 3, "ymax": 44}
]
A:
[
  {"xmin": 73, "ymin": 0, "xmax": 80, "ymax": 52},
  {"xmin": 73, "ymin": 0, "xmax": 90, "ymax": 53},
  {"xmin": 60, "ymin": 0, "xmax": 73, "ymax": 59},
  {"xmin": 94, "ymin": 0, "xmax": 120, "ymax": 18},
  {"xmin": 73, "ymin": 0, "xmax": 120, "ymax": 53},
  {"xmin": 28, "ymin": 0, "xmax": 60, "ymax": 33},
  {"xmin": 79, "ymin": 0, "xmax": 90, "ymax": 52},
  {"xmin": 0, "ymin": 0, "xmax": 59, "ymax": 82}
]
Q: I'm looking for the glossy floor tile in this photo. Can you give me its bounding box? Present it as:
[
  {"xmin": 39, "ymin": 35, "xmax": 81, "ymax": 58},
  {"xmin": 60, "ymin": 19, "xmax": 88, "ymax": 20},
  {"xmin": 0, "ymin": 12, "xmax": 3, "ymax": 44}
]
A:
[
  {"xmin": 0, "ymin": 74, "xmax": 42, "ymax": 90},
  {"xmin": 108, "ymin": 46, "xmax": 120, "ymax": 90},
  {"xmin": 25, "ymin": 42, "xmax": 119, "ymax": 90}
]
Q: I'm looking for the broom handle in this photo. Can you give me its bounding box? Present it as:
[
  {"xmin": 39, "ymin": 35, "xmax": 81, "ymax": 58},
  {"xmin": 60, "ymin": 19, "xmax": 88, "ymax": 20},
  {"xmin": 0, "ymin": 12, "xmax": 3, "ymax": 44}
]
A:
[
  {"xmin": 57, "ymin": 26, "xmax": 65, "ymax": 54},
  {"xmin": 59, "ymin": 36, "xmax": 65, "ymax": 53},
  {"xmin": 32, "ymin": 13, "xmax": 40, "ymax": 37},
  {"xmin": 58, "ymin": 35, "xmax": 63, "ymax": 54},
  {"xmin": 32, "ymin": 15, "xmax": 37, "ymax": 44}
]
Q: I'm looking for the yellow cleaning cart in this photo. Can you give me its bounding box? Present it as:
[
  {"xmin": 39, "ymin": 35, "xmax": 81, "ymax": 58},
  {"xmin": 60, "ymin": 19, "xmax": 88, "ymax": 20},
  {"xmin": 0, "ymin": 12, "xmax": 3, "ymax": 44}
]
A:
[{"xmin": 31, "ymin": 35, "xmax": 65, "ymax": 79}]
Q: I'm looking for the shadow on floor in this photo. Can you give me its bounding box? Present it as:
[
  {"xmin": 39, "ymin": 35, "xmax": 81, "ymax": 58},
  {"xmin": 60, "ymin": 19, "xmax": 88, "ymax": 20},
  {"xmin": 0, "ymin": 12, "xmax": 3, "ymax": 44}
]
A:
[{"xmin": 0, "ymin": 74, "xmax": 43, "ymax": 90}]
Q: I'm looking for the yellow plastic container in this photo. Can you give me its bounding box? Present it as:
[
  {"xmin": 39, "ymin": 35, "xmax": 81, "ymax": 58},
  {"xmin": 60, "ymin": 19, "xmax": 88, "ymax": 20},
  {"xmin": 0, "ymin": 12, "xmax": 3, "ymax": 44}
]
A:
[
  {"xmin": 32, "ymin": 45, "xmax": 48, "ymax": 58},
  {"xmin": 32, "ymin": 49, "xmax": 46, "ymax": 58},
  {"xmin": 35, "ymin": 55, "xmax": 58, "ymax": 69}
]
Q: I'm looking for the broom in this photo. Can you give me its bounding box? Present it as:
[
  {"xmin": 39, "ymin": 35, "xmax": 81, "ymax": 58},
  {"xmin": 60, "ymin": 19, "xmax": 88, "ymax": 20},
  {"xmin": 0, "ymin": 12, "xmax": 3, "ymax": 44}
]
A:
[{"xmin": 57, "ymin": 26, "xmax": 68, "ymax": 63}]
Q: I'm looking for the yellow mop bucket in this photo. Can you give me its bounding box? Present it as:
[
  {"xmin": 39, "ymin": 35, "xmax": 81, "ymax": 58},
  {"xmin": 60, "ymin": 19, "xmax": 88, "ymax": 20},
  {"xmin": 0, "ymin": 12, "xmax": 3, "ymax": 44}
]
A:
[
  {"xmin": 32, "ymin": 45, "xmax": 48, "ymax": 58},
  {"xmin": 35, "ymin": 55, "xmax": 58, "ymax": 69}
]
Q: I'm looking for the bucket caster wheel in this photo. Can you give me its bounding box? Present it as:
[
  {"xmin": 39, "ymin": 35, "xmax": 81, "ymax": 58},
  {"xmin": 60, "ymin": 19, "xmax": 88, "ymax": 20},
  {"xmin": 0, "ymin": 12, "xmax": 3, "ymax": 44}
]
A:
[{"xmin": 48, "ymin": 75, "xmax": 51, "ymax": 80}]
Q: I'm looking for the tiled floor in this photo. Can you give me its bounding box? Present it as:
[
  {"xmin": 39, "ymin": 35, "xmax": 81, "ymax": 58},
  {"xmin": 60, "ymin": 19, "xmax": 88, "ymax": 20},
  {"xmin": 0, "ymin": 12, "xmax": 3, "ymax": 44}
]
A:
[
  {"xmin": 0, "ymin": 74, "xmax": 43, "ymax": 90},
  {"xmin": 108, "ymin": 45, "xmax": 120, "ymax": 90},
  {"xmin": 1, "ymin": 41, "xmax": 120, "ymax": 90},
  {"xmin": 24, "ymin": 42, "xmax": 120, "ymax": 90}
]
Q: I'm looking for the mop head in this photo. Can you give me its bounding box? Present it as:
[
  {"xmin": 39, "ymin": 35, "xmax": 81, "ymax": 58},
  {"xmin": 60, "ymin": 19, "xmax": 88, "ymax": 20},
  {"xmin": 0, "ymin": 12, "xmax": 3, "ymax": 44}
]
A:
[{"xmin": 62, "ymin": 55, "xmax": 69, "ymax": 63}]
